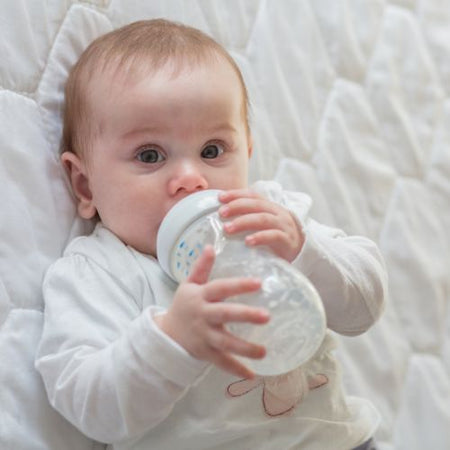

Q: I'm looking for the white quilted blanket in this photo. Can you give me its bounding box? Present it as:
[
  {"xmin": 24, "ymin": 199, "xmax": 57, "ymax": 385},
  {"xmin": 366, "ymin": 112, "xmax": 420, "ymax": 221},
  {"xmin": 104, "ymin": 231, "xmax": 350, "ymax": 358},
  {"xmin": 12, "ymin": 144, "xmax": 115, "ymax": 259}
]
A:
[{"xmin": 1, "ymin": 1, "xmax": 449, "ymax": 449}]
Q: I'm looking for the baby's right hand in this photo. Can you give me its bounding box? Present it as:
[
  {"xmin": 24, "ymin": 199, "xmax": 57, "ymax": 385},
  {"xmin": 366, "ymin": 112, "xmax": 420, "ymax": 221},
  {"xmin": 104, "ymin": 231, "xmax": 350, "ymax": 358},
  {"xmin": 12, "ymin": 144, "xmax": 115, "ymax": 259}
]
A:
[{"xmin": 154, "ymin": 246, "xmax": 269, "ymax": 379}]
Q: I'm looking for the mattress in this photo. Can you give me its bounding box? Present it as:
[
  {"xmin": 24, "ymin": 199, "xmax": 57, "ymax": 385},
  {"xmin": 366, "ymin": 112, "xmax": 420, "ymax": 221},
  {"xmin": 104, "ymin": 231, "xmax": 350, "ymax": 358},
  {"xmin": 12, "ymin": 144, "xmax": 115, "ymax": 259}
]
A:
[{"xmin": 1, "ymin": 1, "xmax": 449, "ymax": 449}]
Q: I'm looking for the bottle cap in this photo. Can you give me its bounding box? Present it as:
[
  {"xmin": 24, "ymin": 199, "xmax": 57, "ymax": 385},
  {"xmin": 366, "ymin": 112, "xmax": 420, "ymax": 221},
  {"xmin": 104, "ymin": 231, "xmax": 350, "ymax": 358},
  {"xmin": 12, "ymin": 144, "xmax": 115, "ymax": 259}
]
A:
[{"xmin": 156, "ymin": 190, "xmax": 222, "ymax": 280}]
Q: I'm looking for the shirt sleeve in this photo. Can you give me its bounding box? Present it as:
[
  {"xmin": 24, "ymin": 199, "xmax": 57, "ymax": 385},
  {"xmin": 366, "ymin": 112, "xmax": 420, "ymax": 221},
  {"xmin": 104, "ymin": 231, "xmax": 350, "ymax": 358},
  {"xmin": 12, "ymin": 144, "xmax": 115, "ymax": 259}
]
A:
[
  {"xmin": 251, "ymin": 181, "xmax": 388, "ymax": 336},
  {"xmin": 292, "ymin": 218, "xmax": 387, "ymax": 335},
  {"xmin": 35, "ymin": 253, "xmax": 209, "ymax": 444}
]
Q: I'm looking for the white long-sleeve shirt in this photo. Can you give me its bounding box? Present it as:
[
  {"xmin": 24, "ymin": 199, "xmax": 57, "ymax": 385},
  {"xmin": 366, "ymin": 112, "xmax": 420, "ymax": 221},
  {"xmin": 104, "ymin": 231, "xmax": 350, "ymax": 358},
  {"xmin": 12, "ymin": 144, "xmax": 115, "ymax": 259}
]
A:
[{"xmin": 36, "ymin": 181, "xmax": 387, "ymax": 450}]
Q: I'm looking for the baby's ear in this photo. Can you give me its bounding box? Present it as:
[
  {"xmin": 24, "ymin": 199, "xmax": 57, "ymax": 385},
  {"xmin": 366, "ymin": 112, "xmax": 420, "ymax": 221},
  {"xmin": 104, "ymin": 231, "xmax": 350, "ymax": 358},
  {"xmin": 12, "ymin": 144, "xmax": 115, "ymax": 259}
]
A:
[
  {"xmin": 61, "ymin": 152, "xmax": 97, "ymax": 219},
  {"xmin": 247, "ymin": 134, "xmax": 253, "ymax": 158}
]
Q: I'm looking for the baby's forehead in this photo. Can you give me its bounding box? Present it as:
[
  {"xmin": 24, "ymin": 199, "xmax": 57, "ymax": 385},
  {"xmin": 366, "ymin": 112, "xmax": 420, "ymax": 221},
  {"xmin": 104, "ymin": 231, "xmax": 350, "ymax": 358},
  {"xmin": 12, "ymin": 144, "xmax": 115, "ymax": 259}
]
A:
[
  {"xmin": 94, "ymin": 51, "xmax": 236, "ymax": 85},
  {"xmin": 81, "ymin": 51, "xmax": 249, "ymax": 136},
  {"xmin": 86, "ymin": 54, "xmax": 244, "ymax": 106}
]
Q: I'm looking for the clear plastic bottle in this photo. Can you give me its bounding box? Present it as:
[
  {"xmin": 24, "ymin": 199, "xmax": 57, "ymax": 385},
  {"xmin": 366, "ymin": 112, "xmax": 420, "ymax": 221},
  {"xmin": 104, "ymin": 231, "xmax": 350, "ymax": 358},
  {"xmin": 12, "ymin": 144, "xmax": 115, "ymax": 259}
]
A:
[{"xmin": 157, "ymin": 190, "xmax": 326, "ymax": 376}]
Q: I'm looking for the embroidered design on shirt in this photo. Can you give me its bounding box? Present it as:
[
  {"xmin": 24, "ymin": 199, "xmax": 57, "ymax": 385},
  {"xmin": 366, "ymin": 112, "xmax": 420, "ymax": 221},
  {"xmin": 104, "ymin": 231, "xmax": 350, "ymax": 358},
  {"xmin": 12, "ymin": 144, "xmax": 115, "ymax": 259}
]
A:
[{"xmin": 226, "ymin": 366, "xmax": 328, "ymax": 416}]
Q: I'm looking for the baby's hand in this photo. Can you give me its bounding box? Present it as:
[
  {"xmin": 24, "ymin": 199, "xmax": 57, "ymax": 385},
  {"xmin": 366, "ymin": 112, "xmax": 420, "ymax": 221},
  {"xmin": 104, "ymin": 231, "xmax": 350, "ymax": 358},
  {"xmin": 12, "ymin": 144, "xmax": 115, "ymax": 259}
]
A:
[
  {"xmin": 218, "ymin": 189, "xmax": 305, "ymax": 262},
  {"xmin": 154, "ymin": 246, "xmax": 269, "ymax": 379}
]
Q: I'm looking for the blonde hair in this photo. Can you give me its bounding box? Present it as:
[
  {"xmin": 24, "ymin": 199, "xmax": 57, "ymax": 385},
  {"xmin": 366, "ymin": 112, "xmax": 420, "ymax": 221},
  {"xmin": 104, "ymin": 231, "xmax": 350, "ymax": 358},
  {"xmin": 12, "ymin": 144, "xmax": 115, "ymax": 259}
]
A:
[{"xmin": 62, "ymin": 19, "xmax": 250, "ymax": 157}]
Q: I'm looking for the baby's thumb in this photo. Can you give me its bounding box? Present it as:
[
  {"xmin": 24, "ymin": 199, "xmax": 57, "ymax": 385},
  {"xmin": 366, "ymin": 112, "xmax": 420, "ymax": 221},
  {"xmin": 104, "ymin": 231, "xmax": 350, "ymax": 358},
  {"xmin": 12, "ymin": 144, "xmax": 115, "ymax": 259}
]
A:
[{"xmin": 187, "ymin": 245, "xmax": 215, "ymax": 284}]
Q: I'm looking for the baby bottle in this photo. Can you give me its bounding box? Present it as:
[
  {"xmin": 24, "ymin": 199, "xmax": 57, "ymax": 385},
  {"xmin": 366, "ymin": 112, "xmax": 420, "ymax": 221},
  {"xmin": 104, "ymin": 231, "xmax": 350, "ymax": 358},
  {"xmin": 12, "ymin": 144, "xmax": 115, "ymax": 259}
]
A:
[{"xmin": 156, "ymin": 190, "xmax": 326, "ymax": 376}]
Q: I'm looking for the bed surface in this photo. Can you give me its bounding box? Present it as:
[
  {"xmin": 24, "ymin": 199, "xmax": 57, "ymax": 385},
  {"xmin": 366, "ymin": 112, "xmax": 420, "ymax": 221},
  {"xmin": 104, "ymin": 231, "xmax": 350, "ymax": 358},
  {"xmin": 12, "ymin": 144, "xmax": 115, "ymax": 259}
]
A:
[{"xmin": 1, "ymin": 1, "xmax": 450, "ymax": 449}]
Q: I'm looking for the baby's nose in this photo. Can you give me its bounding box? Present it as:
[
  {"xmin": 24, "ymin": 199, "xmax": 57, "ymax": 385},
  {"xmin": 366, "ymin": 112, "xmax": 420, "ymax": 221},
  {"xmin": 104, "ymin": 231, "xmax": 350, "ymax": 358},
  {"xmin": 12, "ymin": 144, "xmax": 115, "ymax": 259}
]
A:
[{"xmin": 168, "ymin": 161, "xmax": 208, "ymax": 196}]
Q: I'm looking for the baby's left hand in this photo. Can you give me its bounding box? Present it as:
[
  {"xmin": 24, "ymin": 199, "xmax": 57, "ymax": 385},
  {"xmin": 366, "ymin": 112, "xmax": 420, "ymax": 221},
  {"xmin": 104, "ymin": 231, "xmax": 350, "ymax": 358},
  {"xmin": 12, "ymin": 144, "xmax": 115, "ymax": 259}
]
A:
[{"xmin": 218, "ymin": 189, "xmax": 305, "ymax": 262}]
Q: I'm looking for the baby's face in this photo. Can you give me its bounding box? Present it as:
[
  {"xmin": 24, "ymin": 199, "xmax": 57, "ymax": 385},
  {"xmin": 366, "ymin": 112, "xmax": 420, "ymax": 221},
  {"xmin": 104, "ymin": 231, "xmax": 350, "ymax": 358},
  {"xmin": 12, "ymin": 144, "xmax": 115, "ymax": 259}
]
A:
[{"xmin": 82, "ymin": 58, "xmax": 252, "ymax": 256}]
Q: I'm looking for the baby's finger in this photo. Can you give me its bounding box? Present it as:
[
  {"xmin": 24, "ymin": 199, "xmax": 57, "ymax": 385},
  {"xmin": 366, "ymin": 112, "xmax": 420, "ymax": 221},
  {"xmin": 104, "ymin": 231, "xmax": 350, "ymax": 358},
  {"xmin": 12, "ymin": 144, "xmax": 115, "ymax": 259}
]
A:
[
  {"xmin": 219, "ymin": 198, "xmax": 277, "ymax": 219},
  {"xmin": 245, "ymin": 230, "xmax": 301, "ymax": 262},
  {"xmin": 223, "ymin": 212, "xmax": 280, "ymax": 235},
  {"xmin": 218, "ymin": 189, "xmax": 261, "ymax": 204},
  {"xmin": 245, "ymin": 229, "xmax": 288, "ymax": 248},
  {"xmin": 207, "ymin": 329, "xmax": 266, "ymax": 359},
  {"xmin": 204, "ymin": 277, "xmax": 262, "ymax": 302},
  {"xmin": 210, "ymin": 352, "xmax": 256, "ymax": 379},
  {"xmin": 205, "ymin": 302, "xmax": 270, "ymax": 326},
  {"xmin": 187, "ymin": 245, "xmax": 215, "ymax": 284}
]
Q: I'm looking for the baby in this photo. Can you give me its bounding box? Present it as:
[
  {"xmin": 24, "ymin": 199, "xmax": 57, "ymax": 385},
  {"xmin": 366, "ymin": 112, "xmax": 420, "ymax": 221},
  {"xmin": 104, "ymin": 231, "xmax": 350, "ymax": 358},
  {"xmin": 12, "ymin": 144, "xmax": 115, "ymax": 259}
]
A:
[{"xmin": 36, "ymin": 19, "xmax": 386, "ymax": 450}]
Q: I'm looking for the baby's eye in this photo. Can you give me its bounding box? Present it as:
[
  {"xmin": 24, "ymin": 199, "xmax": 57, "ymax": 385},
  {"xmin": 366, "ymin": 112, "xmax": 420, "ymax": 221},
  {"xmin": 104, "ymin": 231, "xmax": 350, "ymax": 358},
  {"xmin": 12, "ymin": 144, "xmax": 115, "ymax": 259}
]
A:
[
  {"xmin": 201, "ymin": 144, "xmax": 224, "ymax": 159},
  {"xmin": 137, "ymin": 148, "xmax": 165, "ymax": 164}
]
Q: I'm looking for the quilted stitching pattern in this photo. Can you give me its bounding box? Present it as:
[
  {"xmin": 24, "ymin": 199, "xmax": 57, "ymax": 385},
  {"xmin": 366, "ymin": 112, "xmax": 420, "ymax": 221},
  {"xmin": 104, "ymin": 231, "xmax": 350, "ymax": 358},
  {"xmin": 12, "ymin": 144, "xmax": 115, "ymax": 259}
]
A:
[{"xmin": 1, "ymin": 1, "xmax": 449, "ymax": 449}]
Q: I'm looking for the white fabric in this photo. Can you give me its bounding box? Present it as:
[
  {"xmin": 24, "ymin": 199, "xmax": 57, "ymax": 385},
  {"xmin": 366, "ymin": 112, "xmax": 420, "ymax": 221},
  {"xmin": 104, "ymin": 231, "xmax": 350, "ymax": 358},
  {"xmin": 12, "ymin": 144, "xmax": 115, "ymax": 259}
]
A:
[
  {"xmin": 36, "ymin": 181, "xmax": 384, "ymax": 449},
  {"xmin": 1, "ymin": 2, "xmax": 450, "ymax": 450}
]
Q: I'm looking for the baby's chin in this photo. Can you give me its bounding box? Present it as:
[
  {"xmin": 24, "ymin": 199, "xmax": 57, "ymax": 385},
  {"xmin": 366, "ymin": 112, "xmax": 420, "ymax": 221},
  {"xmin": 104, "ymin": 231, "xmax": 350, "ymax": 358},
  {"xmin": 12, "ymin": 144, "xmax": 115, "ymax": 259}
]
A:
[{"xmin": 135, "ymin": 240, "xmax": 157, "ymax": 257}]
